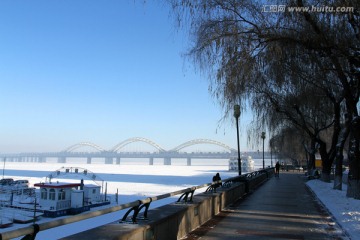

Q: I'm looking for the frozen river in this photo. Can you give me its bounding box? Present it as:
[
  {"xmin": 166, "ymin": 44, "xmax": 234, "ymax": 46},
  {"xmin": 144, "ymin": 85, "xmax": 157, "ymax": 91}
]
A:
[{"xmin": 1, "ymin": 161, "xmax": 239, "ymax": 239}]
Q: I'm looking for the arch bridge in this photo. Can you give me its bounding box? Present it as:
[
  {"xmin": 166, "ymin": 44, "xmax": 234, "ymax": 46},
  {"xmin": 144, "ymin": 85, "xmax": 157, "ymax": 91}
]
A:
[
  {"xmin": 62, "ymin": 142, "xmax": 105, "ymax": 153},
  {"xmin": 0, "ymin": 138, "xmax": 259, "ymax": 166},
  {"xmin": 110, "ymin": 137, "xmax": 166, "ymax": 153},
  {"xmin": 170, "ymin": 139, "xmax": 236, "ymax": 152}
]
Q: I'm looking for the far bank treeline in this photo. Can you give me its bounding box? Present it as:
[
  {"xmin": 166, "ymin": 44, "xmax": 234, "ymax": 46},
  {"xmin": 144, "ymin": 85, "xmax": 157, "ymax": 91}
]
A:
[{"xmin": 165, "ymin": 0, "xmax": 360, "ymax": 198}]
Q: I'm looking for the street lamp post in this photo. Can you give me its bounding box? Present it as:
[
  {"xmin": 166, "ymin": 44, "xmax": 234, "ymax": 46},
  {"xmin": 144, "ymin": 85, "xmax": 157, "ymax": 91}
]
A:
[
  {"xmin": 234, "ymin": 105, "xmax": 241, "ymax": 175},
  {"xmin": 270, "ymin": 137, "xmax": 273, "ymax": 168},
  {"xmin": 2, "ymin": 157, "xmax": 5, "ymax": 179},
  {"xmin": 261, "ymin": 132, "xmax": 266, "ymax": 169},
  {"xmin": 271, "ymin": 146, "xmax": 273, "ymax": 167}
]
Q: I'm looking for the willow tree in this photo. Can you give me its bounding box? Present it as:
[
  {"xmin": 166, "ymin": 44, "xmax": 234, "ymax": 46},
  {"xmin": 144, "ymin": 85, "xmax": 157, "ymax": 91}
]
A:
[
  {"xmin": 270, "ymin": 126, "xmax": 308, "ymax": 167},
  {"xmin": 168, "ymin": 0, "xmax": 360, "ymax": 197}
]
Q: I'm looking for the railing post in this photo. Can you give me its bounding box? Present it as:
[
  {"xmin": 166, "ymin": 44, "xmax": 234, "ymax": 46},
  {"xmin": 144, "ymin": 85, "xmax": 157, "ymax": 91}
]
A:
[
  {"xmin": 20, "ymin": 224, "xmax": 39, "ymax": 240},
  {"xmin": 177, "ymin": 189, "xmax": 195, "ymax": 203},
  {"xmin": 120, "ymin": 200, "xmax": 152, "ymax": 224}
]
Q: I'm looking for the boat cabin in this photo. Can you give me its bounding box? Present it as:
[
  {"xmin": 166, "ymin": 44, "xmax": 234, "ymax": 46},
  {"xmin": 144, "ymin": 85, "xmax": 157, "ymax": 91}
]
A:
[
  {"xmin": 34, "ymin": 181, "xmax": 107, "ymax": 217},
  {"xmin": 83, "ymin": 184, "xmax": 101, "ymax": 205},
  {"xmin": 34, "ymin": 182, "xmax": 81, "ymax": 211}
]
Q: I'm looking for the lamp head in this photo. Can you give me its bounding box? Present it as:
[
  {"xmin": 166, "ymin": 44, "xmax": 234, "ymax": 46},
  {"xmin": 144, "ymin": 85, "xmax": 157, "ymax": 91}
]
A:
[
  {"xmin": 261, "ymin": 132, "xmax": 266, "ymax": 139},
  {"xmin": 234, "ymin": 105, "xmax": 240, "ymax": 118}
]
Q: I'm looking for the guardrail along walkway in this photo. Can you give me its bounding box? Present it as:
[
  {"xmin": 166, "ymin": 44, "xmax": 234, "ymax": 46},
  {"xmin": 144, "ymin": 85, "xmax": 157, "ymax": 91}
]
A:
[{"xmin": 183, "ymin": 172, "xmax": 347, "ymax": 240}]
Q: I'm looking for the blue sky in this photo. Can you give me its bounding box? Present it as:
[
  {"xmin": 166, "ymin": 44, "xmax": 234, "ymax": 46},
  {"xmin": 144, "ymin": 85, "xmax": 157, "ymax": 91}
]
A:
[{"xmin": 0, "ymin": 0, "xmax": 256, "ymax": 153}]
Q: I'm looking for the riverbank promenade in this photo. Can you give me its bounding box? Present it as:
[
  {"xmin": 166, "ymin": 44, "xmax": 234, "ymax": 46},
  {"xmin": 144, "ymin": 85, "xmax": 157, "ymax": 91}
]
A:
[{"xmin": 183, "ymin": 172, "xmax": 348, "ymax": 240}]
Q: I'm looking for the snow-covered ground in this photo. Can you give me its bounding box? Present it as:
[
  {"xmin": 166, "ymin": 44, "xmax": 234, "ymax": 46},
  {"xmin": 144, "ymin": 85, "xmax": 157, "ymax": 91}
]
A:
[
  {"xmin": 0, "ymin": 161, "xmax": 359, "ymax": 240},
  {"xmin": 306, "ymin": 179, "xmax": 360, "ymax": 240}
]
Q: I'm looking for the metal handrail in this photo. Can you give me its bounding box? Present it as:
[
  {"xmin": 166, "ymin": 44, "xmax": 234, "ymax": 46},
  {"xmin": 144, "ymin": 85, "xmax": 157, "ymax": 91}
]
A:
[
  {"xmin": 0, "ymin": 184, "xmax": 213, "ymax": 239},
  {"xmin": 0, "ymin": 169, "xmax": 271, "ymax": 240}
]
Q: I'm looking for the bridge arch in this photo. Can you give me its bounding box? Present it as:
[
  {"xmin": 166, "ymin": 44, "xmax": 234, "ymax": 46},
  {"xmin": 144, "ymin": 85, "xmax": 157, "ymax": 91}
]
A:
[
  {"xmin": 171, "ymin": 139, "xmax": 236, "ymax": 152},
  {"xmin": 62, "ymin": 142, "xmax": 105, "ymax": 152},
  {"xmin": 111, "ymin": 137, "xmax": 165, "ymax": 152}
]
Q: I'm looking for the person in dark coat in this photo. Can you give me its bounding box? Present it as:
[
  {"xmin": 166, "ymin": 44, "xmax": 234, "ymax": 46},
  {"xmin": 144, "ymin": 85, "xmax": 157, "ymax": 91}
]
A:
[
  {"xmin": 212, "ymin": 172, "xmax": 222, "ymax": 192},
  {"xmin": 275, "ymin": 161, "xmax": 280, "ymax": 178}
]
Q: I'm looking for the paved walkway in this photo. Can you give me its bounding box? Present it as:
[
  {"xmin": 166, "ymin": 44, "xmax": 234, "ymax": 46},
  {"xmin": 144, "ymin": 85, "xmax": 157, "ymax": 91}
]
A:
[{"xmin": 183, "ymin": 172, "xmax": 348, "ymax": 240}]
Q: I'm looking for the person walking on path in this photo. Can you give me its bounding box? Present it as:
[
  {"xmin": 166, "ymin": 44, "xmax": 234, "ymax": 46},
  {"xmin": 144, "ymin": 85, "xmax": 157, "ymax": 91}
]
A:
[{"xmin": 275, "ymin": 161, "xmax": 280, "ymax": 178}]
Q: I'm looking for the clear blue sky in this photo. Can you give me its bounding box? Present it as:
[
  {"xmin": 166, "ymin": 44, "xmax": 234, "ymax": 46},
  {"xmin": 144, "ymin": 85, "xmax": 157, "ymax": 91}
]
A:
[{"xmin": 0, "ymin": 0, "xmax": 256, "ymax": 153}]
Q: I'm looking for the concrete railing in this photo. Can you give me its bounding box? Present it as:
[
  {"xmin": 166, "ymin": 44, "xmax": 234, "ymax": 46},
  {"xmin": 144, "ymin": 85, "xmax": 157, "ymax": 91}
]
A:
[{"xmin": 0, "ymin": 168, "xmax": 274, "ymax": 240}]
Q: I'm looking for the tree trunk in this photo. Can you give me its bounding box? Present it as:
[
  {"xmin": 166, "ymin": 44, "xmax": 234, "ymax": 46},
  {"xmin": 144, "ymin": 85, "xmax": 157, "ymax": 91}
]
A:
[
  {"xmin": 347, "ymin": 180, "xmax": 360, "ymax": 199},
  {"xmin": 333, "ymin": 150, "xmax": 343, "ymax": 190},
  {"xmin": 321, "ymin": 172, "xmax": 331, "ymax": 182},
  {"xmin": 333, "ymin": 175, "xmax": 342, "ymax": 190},
  {"xmin": 332, "ymin": 101, "xmax": 344, "ymax": 190},
  {"xmin": 333, "ymin": 124, "xmax": 350, "ymax": 190},
  {"xmin": 307, "ymin": 138, "xmax": 316, "ymax": 173},
  {"xmin": 346, "ymin": 116, "xmax": 360, "ymax": 199},
  {"xmin": 308, "ymin": 151, "xmax": 315, "ymax": 172},
  {"xmin": 303, "ymin": 138, "xmax": 317, "ymax": 175},
  {"xmin": 319, "ymin": 141, "xmax": 331, "ymax": 182}
]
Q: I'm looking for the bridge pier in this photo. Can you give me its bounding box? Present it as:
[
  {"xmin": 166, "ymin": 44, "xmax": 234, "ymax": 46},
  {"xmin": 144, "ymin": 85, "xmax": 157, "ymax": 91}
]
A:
[
  {"xmin": 58, "ymin": 157, "xmax": 66, "ymax": 163},
  {"xmin": 164, "ymin": 157, "xmax": 171, "ymax": 165},
  {"xmin": 87, "ymin": 157, "xmax": 92, "ymax": 164},
  {"xmin": 149, "ymin": 157, "xmax": 154, "ymax": 165},
  {"xmin": 187, "ymin": 157, "xmax": 191, "ymax": 166},
  {"xmin": 105, "ymin": 157, "xmax": 113, "ymax": 164},
  {"xmin": 116, "ymin": 157, "xmax": 121, "ymax": 165}
]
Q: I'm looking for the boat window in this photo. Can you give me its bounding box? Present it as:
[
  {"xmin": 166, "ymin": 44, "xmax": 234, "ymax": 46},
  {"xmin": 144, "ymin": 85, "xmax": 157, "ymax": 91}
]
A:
[
  {"xmin": 49, "ymin": 189, "xmax": 56, "ymax": 200},
  {"xmin": 58, "ymin": 189, "xmax": 65, "ymax": 200},
  {"xmin": 41, "ymin": 188, "xmax": 47, "ymax": 199}
]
